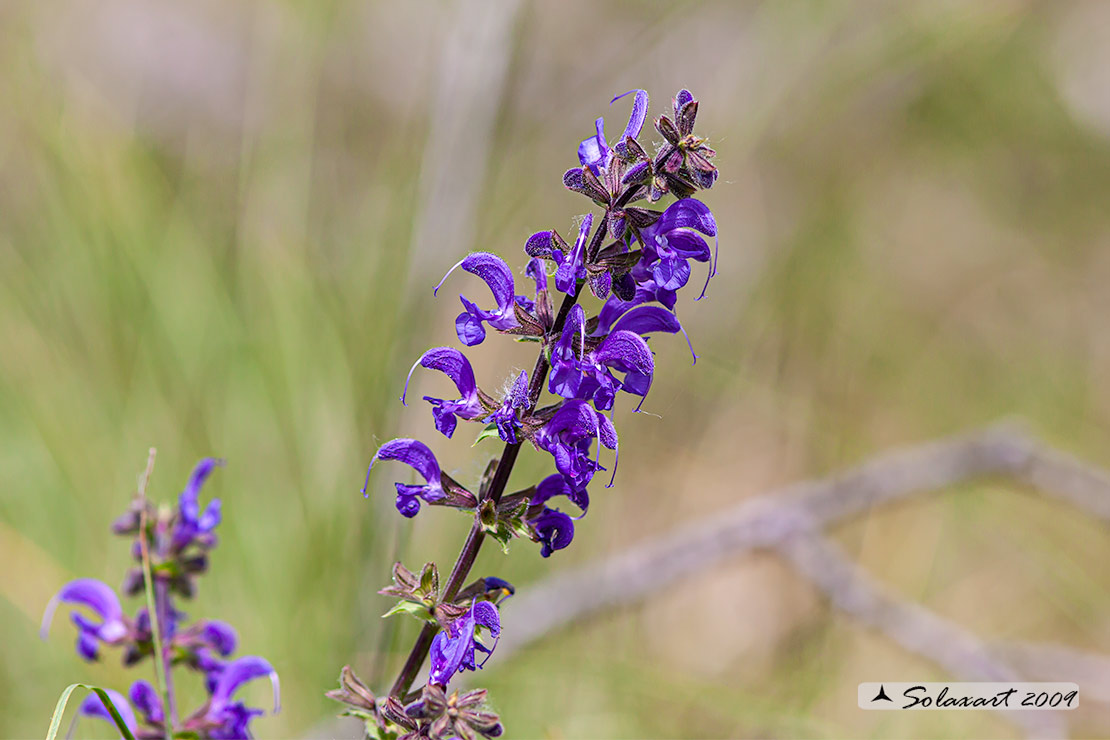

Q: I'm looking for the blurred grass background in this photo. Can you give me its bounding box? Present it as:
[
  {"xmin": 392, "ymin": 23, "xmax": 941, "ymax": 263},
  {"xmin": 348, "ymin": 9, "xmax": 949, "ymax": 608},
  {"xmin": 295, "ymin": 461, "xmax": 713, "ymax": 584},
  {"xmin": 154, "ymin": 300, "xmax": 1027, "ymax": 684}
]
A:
[{"xmin": 3, "ymin": 0, "xmax": 1110, "ymax": 737}]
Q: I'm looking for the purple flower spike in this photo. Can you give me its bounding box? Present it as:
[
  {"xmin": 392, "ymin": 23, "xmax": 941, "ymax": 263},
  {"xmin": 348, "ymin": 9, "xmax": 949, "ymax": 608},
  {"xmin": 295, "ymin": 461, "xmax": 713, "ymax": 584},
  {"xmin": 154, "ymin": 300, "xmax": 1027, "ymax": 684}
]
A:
[
  {"xmin": 363, "ymin": 439, "xmax": 445, "ymax": 518},
  {"xmin": 403, "ymin": 347, "xmax": 485, "ymax": 438},
  {"xmin": 41, "ymin": 578, "xmax": 129, "ymax": 661},
  {"xmin": 428, "ymin": 601, "xmax": 501, "ymax": 687},
  {"xmin": 434, "ymin": 252, "xmax": 520, "ymax": 346},
  {"xmin": 553, "ymin": 214, "xmax": 593, "ymax": 295},
  {"xmin": 78, "ymin": 688, "xmax": 137, "ymax": 737}
]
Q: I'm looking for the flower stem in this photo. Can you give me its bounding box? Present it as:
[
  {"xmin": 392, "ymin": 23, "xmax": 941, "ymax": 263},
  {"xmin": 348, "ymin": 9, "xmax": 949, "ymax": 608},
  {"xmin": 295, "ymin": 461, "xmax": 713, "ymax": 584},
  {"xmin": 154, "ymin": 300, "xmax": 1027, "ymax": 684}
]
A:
[
  {"xmin": 136, "ymin": 448, "xmax": 176, "ymax": 739},
  {"xmin": 388, "ymin": 283, "xmax": 587, "ymax": 698}
]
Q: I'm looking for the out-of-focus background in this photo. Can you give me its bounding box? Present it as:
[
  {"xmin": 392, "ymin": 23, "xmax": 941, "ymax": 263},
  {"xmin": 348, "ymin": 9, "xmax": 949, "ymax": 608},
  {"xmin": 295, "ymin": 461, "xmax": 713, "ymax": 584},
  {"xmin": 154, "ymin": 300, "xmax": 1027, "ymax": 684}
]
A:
[{"xmin": 4, "ymin": 0, "xmax": 1110, "ymax": 737}]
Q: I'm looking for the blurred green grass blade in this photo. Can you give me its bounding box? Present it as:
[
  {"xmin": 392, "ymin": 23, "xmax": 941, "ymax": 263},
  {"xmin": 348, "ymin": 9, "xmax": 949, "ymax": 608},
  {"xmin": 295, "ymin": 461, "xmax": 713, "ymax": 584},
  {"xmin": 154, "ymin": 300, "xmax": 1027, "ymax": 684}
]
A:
[{"xmin": 45, "ymin": 684, "xmax": 135, "ymax": 740}]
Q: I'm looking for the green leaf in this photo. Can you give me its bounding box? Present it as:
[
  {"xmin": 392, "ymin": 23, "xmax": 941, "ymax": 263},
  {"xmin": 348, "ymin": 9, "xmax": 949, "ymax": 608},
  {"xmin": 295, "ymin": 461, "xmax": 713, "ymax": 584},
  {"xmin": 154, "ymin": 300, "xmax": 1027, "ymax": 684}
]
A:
[
  {"xmin": 365, "ymin": 719, "xmax": 400, "ymax": 740},
  {"xmin": 472, "ymin": 423, "xmax": 502, "ymax": 447},
  {"xmin": 488, "ymin": 525, "xmax": 513, "ymax": 554},
  {"xmin": 381, "ymin": 600, "xmax": 435, "ymax": 623},
  {"xmin": 46, "ymin": 683, "xmax": 136, "ymax": 740},
  {"xmin": 511, "ymin": 518, "xmax": 534, "ymax": 540}
]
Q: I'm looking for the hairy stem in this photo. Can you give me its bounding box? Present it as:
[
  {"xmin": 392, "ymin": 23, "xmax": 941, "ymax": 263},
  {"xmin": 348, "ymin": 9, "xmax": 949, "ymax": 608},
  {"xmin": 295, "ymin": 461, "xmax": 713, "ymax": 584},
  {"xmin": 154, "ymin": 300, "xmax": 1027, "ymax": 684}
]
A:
[
  {"xmin": 153, "ymin": 579, "xmax": 179, "ymax": 727},
  {"xmin": 388, "ymin": 224, "xmax": 603, "ymax": 697},
  {"xmin": 135, "ymin": 448, "xmax": 176, "ymax": 739}
]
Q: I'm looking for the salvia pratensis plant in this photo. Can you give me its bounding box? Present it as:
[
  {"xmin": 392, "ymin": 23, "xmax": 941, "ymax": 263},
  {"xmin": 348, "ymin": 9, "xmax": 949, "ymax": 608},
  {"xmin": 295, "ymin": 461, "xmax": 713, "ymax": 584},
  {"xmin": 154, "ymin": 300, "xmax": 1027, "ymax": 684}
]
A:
[
  {"xmin": 331, "ymin": 87, "xmax": 719, "ymax": 739},
  {"xmin": 41, "ymin": 451, "xmax": 280, "ymax": 739}
]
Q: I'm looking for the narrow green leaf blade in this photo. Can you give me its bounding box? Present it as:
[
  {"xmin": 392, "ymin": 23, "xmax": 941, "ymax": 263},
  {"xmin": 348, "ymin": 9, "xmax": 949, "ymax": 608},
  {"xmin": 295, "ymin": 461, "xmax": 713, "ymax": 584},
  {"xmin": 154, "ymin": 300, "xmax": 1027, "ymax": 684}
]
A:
[{"xmin": 45, "ymin": 683, "xmax": 136, "ymax": 740}]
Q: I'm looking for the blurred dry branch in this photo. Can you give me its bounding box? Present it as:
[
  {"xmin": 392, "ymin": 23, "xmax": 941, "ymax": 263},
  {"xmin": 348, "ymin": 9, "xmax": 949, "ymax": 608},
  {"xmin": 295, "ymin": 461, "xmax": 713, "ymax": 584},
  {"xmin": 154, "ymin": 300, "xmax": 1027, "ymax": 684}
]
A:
[
  {"xmin": 496, "ymin": 422, "xmax": 1110, "ymax": 739},
  {"xmin": 778, "ymin": 532, "xmax": 1066, "ymax": 739}
]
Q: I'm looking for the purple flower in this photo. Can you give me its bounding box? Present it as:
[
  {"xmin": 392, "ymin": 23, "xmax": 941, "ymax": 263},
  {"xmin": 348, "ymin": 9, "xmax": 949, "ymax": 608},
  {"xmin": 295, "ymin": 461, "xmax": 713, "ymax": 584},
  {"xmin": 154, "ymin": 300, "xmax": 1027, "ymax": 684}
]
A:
[
  {"xmin": 403, "ymin": 347, "xmax": 486, "ymax": 438},
  {"xmin": 362, "ymin": 439, "xmax": 445, "ymax": 518},
  {"xmin": 78, "ymin": 688, "xmax": 138, "ymax": 737},
  {"xmin": 134, "ymin": 604, "xmax": 185, "ymax": 644},
  {"xmin": 636, "ymin": 198, "xmax": 718, "ymax": 300},
  {"xmin": 577, "ymin": 329, "xmax": 656, "ymax": 411},
  {"xmin": 595, "ymin": 279, "xmax": 678, "ymax": 332},
  {"xmin": 522, "ymin": 256, "xmax": 554, "ymax": 328},
  {"xmin": 549, "ymin": 308, "xmax": 656, "ymax": 412},
  {"xmin": 594, "ymin": 303, "xmax": 697, "ymax": 364},
  {"xmin": 531, "ymin": 473, "xmax": 589, "ymax": 517},
  {"xmin": 129, "ymin": 679, "xmax": 165, "ymax": 727},
  {"xmin": 187, "ymin": 655, "xmax": 280, "ymax": 739},
  {"xmin": 554, "ymin": 214, "xmax": 593, "ymax": 295},
  {"xmin": 529, "ymin": 509, "xmax": 575, "ymax": 558},
  {"xmin": 482, "ymin": 577, "xmax": 515, "ymax": 601},
  {"xmin": 200, "ymin": 620, "xmax": 239, "ymax": 656},
  {"xmin": 486, "ymin": 370, "xmax": 528, "ymax": 444},
  {"xmin": 526, "ymin": 474, "xmax": 590, "ymax": 558},
  {"xmin": 181, "ymin": 619, "xmax": 239, "ymax": 692},
  {"xmin": 434, "ymin": 253, "xmax": 520, "ymax": 346},
  {"xmin": 41, "ymin": 579, "xmax": 130, "ymax": 661},
  {"xmin": 526, "ymin": 217, "xmax": 598, "ymax": 297},
  {"xmin": 578, "ymin": 89, "xmax": 649, "ymax": 173},
  {"xmin": 428, "ymin": 601, "xmax": 501, "ymax": 687},
  {"xmin": 533, "ymin": 400, "xmax": 617, "ymax": 490},
  {"xmin": 548, "ymin": 305, "xmax": 587, "ymax": 399},
  {"xmin": 172, "ymin": 457, "xmax": 225, "ymax": 552}
]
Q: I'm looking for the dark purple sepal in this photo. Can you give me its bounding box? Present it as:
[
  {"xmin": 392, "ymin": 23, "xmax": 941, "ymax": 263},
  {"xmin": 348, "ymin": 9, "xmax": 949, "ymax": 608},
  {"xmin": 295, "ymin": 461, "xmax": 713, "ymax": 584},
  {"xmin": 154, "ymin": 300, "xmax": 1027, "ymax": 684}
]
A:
[
  {"xmin": 655, "ymin": 114, "xmax": 680, "ymax": 146},
  {"xmin": 562, "ymin": 166, "xmax": 593, "ymax": 197},
  {"xmin": 588, "ymin": 271, "xmax": 611, "ymax": 300}
]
